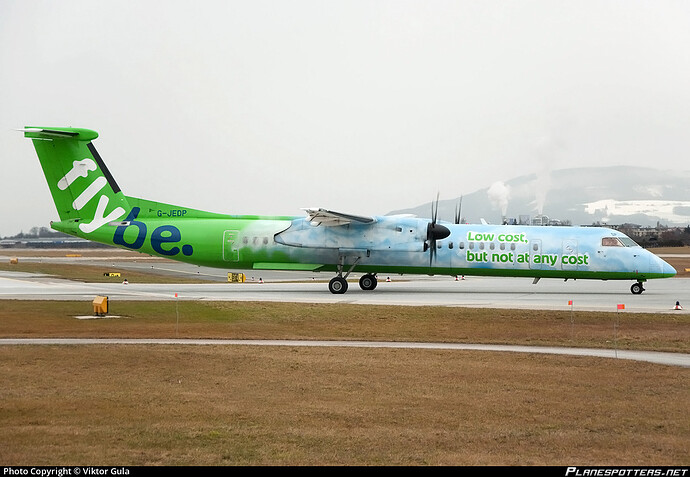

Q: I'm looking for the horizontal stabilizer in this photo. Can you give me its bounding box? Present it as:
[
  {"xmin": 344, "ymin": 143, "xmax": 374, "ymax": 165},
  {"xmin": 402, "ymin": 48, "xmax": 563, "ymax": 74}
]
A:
[
  {"xmin": 22, "ymin": 127, "xmax": 99, "ymax": 141},
  {"xmin": 303, "ymin": 208, "xmax": 375, "ymax": 226}
]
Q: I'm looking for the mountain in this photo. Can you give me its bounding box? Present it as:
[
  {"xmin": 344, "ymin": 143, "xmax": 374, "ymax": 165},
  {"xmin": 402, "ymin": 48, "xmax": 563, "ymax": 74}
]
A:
[{"xmin": 388, "ymin": 166, "xmax": 690, "ymax": 227}]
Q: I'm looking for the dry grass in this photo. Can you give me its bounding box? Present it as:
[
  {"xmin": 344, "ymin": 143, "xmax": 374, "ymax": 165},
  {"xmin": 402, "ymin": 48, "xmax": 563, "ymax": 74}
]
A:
[
  {"xmin": 1, "ymin": 345, "xmax": 687, "ymax": 466},
  {"xmin": 1, "ymin": 300, "xmax": 689, "ymax": 353},
  {"xmin": 0, "ymin": 260, "xmax": 209, "ymax": 284},
  {"xmin": 0, "ymin": 300, "xmax": 689, "ymax": 466}
]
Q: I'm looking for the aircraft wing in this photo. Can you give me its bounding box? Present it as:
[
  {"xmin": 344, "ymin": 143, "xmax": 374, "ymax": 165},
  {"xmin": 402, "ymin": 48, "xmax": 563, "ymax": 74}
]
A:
[{"xmin": 303, "ymin": 208, "xmax": 375, "ymax": 226}]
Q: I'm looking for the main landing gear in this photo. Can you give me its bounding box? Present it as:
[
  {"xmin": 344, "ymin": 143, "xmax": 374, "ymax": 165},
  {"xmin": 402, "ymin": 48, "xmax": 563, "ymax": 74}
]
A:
[
  {"xmin": 358, "ymin": 273, "xmax": 378, "ymax": 291},
  {"xmin": 328, "ymin": 273, "xmax": 378, "ymax": 294},
  {"xmin": 630, "ymin": 281, "xmax": 645, "ymax": 295},
  {"xmin": 328, "ymin": 276, "xmax": 348, "ymax": 294},
  {"xmin": 328, "ymin": 256, "xmax": 378, "ymax": 294}
]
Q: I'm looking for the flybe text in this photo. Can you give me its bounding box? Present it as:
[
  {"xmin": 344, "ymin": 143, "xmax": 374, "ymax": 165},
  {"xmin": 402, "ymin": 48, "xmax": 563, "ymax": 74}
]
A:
[
  {"xmin": 57, "ymin": 158, "xmax": 125, "ymax": 234},
  {"xmin": 114, "ymin": 207, "xmax": 194, "ymax": 257}
]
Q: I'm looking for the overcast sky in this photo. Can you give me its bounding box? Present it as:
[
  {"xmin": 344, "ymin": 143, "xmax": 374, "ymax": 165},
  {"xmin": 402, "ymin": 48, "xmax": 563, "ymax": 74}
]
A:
[{"xmin": 1, "ymin": 0, "xmax": 689, "ymax": 237}]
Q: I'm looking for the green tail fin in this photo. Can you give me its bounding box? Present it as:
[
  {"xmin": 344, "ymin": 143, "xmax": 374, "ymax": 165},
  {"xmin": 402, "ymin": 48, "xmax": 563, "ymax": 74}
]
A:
[{"xmin": 24, "ymin": 127, "xmax": 130, "ymax": 236}]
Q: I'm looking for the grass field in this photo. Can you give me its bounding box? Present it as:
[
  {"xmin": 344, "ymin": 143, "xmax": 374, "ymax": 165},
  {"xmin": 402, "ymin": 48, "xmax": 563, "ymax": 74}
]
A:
[{"xmin": 0, "ymin": 248, "xmax": 689, "ymax": 465}]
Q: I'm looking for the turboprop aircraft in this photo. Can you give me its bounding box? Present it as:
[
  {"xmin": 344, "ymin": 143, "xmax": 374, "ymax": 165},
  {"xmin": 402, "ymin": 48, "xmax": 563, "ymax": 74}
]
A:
[{"xmin": 23, "ymin": 126, "xmax": 676, "ymax": 294}]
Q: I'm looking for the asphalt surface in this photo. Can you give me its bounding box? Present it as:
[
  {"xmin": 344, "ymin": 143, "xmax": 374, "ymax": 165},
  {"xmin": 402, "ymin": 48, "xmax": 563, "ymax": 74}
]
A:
[
  {"xmin": 1, "ymin": 338, "xmax": 688, "ymax": 368},
  {"xmin": 1, "ymin": 265, "xmax": 688, "ymax": 313}
]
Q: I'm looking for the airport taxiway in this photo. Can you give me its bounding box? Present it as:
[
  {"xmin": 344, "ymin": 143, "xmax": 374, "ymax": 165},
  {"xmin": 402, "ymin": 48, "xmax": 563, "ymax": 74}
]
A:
[
  {"xmin": 1, "ymin": 337, "xmax": 688, "ymax": 368},
  {"xmin": 1, "ymin": 267, "xmax": 688, "ymax": 314}
]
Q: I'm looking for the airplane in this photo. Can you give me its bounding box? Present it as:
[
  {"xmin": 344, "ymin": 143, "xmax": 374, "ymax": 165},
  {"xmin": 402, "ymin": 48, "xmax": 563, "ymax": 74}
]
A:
[{"xmin": 22, "ymin": 126, "xmax": 676, "ymax": 295}]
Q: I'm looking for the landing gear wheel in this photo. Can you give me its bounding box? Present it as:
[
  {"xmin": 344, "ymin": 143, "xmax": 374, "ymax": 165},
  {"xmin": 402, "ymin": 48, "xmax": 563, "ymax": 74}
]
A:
[
  {"xmin": 630, "ymin": 282, "xmax": 645, "ymax": 295},
  {"xmin": 329, "ymin": 276, "xmax": 348, "ymax": 294},
  {"xmin": 359, "ymin": 274, "xmax": 378, "ymax": 291}
]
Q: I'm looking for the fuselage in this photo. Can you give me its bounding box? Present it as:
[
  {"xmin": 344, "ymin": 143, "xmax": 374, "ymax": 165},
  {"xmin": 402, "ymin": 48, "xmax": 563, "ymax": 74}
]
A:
[{"xmin": 53, "ymin": 211, "xmax": 676, "ymax": 282}]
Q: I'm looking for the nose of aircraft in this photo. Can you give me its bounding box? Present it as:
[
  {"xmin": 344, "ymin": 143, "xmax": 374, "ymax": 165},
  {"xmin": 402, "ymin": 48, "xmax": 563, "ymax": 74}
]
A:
[
  {"xmin": 654, "ymin": 254, "xmax": 677, "ymax": 277},
  {"xmin": 661, "ymin": 258, "xmax": 677, "ymax": 277}
]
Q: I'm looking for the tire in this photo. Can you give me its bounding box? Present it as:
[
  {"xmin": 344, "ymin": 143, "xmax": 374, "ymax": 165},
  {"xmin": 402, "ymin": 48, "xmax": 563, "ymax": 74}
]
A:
[
  {"xmin": 329, "ymin": 276, "xmax": 348, "ymax": 294},
  {"xmin": 630, "ymin": 282, "xmax": 644, "ymax": 295},
  {"xmin": 359, "ymin": 274, "xmax": 378, "ymax": 291}
]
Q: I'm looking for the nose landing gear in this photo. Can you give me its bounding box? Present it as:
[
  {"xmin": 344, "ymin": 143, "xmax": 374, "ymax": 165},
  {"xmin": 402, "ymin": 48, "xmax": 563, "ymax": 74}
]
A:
[{"xmin": 630, "ymin": 281, "xmax": 645, "ymax": 295}]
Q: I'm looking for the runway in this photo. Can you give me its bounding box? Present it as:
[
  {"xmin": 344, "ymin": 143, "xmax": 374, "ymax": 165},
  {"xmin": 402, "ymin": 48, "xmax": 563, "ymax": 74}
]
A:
[{"xmin": 1, "ymin": 267, "xmax": 688, "ymax": 314}]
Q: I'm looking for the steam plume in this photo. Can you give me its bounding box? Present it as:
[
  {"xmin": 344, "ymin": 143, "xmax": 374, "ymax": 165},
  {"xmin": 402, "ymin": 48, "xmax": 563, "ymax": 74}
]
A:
[{"xmin": 488, "ymin": 181, "xmax": 511, "ymax": 217}]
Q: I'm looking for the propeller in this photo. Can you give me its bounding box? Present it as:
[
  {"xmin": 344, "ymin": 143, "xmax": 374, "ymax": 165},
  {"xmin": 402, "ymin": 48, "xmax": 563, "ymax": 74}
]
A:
[
  {"xmin": 454, "ymin": 195, "xmax": 463, "ymax": 224},
  {"xmin": 423, "ymin": 193, "xmax": 451, "ymax": 266}
]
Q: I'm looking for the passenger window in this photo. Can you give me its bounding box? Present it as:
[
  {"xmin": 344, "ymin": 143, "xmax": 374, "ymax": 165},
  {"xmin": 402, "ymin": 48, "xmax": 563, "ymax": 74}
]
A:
[
  {"xmin": 459, "ymin": 242, "xmax": 465, "ymax": 250},
  {"xmin": 500, "ymin": 243, "xmax": 505, "ymax": 251},
  {"xmin": 511, "ymin": 243, "xmax": 516, "ymax": 251},
  {"xmin": 448, "ymin": 242, "xmax": 454, "ymax": 249},
  {"xmin": 469, "ymin": 242, "xmax": 474, "ymax": 250},
  {"xmin": 490, "ymin": 243, "xmax": 495, "ymax": 250},
  {"xmin": 479, "ymin": 242, "xmax": 484, "ymax": 250}
]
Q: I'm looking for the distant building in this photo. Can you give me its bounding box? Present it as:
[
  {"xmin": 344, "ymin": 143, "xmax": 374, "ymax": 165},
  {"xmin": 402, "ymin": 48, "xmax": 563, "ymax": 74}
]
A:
[
  {"xmin": 531, "ymin": 214, "xmax": 549, "ymax": 226},
  {"xmin": 0, "ymin": 237, "xmax": 114, "ymax": 249}
]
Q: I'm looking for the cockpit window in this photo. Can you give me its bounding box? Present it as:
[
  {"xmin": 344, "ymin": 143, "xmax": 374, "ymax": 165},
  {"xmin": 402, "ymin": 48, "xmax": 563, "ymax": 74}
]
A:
[
  {"xmin": 602, "ymin": 237, "xmax": 623, "ymax": 247},
  {"xmin": 619, "ymin": 236, "xmax": 639, "ymax": 247}
]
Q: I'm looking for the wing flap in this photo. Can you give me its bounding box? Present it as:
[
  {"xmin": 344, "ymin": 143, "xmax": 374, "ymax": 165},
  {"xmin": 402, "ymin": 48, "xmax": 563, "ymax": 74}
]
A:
[{"xmin": 303, "ymin": 208, "xmax": 375, "ymax": 226}]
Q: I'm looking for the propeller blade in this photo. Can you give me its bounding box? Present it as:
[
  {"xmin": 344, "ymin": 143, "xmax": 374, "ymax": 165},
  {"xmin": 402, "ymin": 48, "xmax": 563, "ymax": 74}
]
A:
[
  {"xmin": 425, "ymin": 206, "xmax": 451, "ymax": 267},
  {"xmin": 455, "ymin": 196, "xmax": 463, "ymax": 224},
  {"xmin": 432, "ymin": 192, "xmax": 440, "ymax": 224},
  {"xmin": 425, "ymin": 193, "xmax": 452, "ymax": 267}
]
